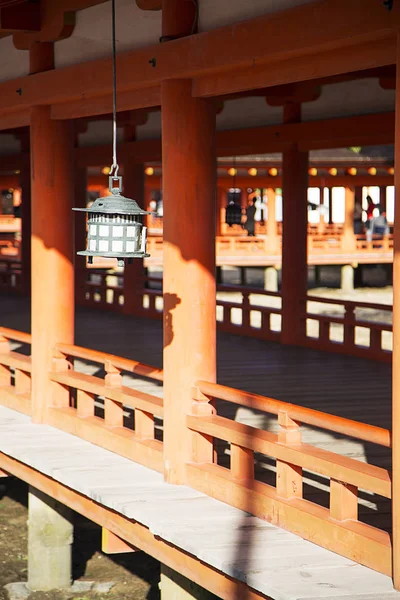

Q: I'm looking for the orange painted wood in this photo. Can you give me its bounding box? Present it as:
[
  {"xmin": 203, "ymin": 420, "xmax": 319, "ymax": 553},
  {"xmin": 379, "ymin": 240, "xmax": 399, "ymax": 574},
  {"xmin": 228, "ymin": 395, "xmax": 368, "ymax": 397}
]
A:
[
  {"xmin": 0, "ymin": 352, "xmax": 31, "ymax": 372},
  {"xmin": 194, "ymin": 37, "xmax": 396, "ymax": 99},
  {"xmin": 0, "ymin": 387, "xmax": 31, "ymax": 415},
  {"xmin": 101, "ymin": 528, "xmax": 137, "ymax": 554},
  {"xmin": 0, "ymin": 452, "xmax": 267, "ymax": 600},
  {"xmin": 186, "ymin": 462, "xmax": 392, "ymax": 577},
  {"xmin": 0, "ymin": 109, "xmax": 30, "ymax": 131},
  {"xmin": 342, "ymin": 187, "xmax": 356, "ymax": 252},
  {"xmin": 55, "ymin": 343, "xmax": 163, "ymax": 381},
  {"xmin": 51, "ymin": 87, "xmax": 160, "ymax": 120},
  {"xmin": 161, "ymin": 0, "xmax": 196, "ymax": 39},
  {"xmin": 135, "ymin": 410, "xmax": 155, "ymax": 440},
  {"xmin": 0, "ymin": 1, "xmax": 396, "ymax": 116},
  {"xmin": 30, "ymin": 103, "xmax": 74, "ymax": 424},
  {"xmin": 48, "ymin": 407, "xmax": 164, "ymax": 473},
  {"xmin": 186, "ymin": 414, "xmax": 391, "ymax": 498},
  {"xmin": 123, "ymin": 155, "xmax": 146, "ymax": 317},
  {"xmin": 49, "ymin": 370, "xmax": 163, "ymax": 416},
  {"xmin": 281, "ymin": 104, "xmax": 308, "ymax": 346},
  {"xmin": 276, "ymin": 412, "xmax": 303, "ymax": 500},
  {"xmin": 74, "ymin": 167, "xmax": 88, "ymax": 305},
  {"xmin": 231, "ymin": 444, "xmax": 254, "ymax": 483},
  {"xmin": 392, "ymin": 32, "xmax": 400, "ymax": 591},
  {"xmin": 14, "ymin": 368, "xmax": 31, "ymax": 394},
  {"xmin": 162, "ymin": 79, "xmax": 216, "ymax": 484},
  {"xmin": 29, "ymin": 41, "xmax": 54, "ymax": 74},
  {"xmin": 330, "ymin": 479, "xmax": 358, "ymax": 522},
  {"xmin": 196, "ymin": 380, "xmax": 391, "ymax": 448},
  {"xmin": 0, "ymin": 327, "xmax": 31, "ymax": 345},
  {"xmin": 104, "ymin": 365, "xmax": 124, "ymax": 428},
  {"xmin": 77, "ymin": 389, "xmax": 95, "ymax": 418}
]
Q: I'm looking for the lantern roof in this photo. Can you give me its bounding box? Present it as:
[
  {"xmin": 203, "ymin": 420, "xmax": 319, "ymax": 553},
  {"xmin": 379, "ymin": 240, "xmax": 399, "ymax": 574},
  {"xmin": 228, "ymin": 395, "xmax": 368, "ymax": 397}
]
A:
[{"xmin": 73, "ymin": 192, "xmax": 151, "ymax": 216}]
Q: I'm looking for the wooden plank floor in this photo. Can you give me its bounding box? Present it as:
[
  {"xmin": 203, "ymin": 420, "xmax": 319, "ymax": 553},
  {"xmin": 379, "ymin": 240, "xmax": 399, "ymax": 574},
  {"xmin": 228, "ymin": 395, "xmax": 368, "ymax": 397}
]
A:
[
  {"xmin": 0, "ymin": 295, "xmax": 394, "ymax": 574},
  {"xmin": 0, "ymin": 404, "xmax": 398, "ymax": 600}
]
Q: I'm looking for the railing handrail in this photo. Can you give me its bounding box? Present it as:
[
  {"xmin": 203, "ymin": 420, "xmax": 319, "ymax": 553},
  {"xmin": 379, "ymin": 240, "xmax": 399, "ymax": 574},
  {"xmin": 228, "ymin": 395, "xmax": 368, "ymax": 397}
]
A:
[
  {"xmin": 55, "ymin": 343, "xmax": 164, "ymax": 381},
  {"xmin": 217, "ymin": 284, "xmax": 281, "ymax": 297},
  {"xmin": 307, "ymin": 294, "xmax": 393, "ymax": 312},
  {"xmin": 195, "ymin": 380, "xmax": 391, "ymax": 447},
  {"xmin": 0, "ymin": 327, "xmax": 32, "ymax": 345}
]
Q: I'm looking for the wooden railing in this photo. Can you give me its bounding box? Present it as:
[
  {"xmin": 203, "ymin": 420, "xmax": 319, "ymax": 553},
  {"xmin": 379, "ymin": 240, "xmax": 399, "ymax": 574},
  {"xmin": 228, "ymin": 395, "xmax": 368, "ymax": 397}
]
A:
[
  {"xmin": 48, "ymin": 343, "xmax": 164, "ymax": 471},
  {"xmin": 0, "ymin": 327, "xmax": 31, "ymax": 415},
  {"xmin": 305, "ymin": 296, "xmax": 392, "ymax": 362},
  {"xmin": 0, "ymin": 259, "xmax": 22, "ymax": 292},
  {"xmin": 81, "ymin": 272, "xmax": 394, "ymax": 362},
  {"xmin": 0, "ymin": 325, "xmax": 394, "ymax": 577},
  {"xmin": 187, "ymin": 380, "xmax": 392, "ymax": 576}
]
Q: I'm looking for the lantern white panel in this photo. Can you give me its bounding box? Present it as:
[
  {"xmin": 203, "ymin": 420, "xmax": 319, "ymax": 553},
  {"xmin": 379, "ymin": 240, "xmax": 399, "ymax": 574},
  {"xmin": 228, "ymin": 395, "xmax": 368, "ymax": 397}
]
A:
[
  {"xmin": 112, "ymin": 241, "xmax": 123, "ymax": 252},
  {"xmin": 127, "ymin": 226, "xmax": 137, "ymax": 238},
  {"xmin": 99, "ymin": 240, "xmax": 109, "ymax": 252},
  {"xmin": 112, "ymin": 226, "xmax": 123, "ymax": 237},
  {"xmin": 99, "ymin": 225, "xmax": 110, "ymax": 237},
  {"xmin": 126, "ymin": 241, "xmax": 137, "ymax": 252},
  {"xmin": 89, "ymin": 240, "xmax": 97, "ymax": 251},
  {"xmin": 89, "ymin": 225, "xmax": 97, "ymax": 235}
]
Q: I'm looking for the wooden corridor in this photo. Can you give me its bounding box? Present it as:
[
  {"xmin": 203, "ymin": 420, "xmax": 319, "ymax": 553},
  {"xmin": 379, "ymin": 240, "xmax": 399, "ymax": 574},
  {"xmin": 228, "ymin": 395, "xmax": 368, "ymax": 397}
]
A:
[{"xmin": 0, "ymin": 295, "xmax": 393, "ymax": 536}]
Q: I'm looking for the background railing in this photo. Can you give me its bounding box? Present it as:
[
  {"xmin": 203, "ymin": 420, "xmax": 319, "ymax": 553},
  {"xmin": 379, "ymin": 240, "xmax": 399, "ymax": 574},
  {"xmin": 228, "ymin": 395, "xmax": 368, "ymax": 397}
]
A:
[{"xmin": 79, "ymin": 272, "xmax": 394, "ymax": 362}]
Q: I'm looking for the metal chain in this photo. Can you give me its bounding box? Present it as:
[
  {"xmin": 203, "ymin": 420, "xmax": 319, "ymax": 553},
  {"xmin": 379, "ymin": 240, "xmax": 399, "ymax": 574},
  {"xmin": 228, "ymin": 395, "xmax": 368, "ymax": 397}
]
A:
[{"xmin": 110, "ymin": 0, "xmax": 119, "ymax": 176}]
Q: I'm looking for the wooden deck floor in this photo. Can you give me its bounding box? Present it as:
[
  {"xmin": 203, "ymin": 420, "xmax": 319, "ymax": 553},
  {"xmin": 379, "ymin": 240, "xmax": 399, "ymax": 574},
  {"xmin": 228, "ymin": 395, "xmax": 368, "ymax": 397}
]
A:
[{"xmin": 0, "ymin": 295, "xmax": 396, "ymax": 598}]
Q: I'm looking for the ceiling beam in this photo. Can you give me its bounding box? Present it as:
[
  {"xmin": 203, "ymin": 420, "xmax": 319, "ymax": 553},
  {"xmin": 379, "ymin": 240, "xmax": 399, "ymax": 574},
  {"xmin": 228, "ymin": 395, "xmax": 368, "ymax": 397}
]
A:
[
  {"xmin": 71, "ymin": 112, "xmax": 395, "ymax": 167},
  {"xmin": 0, "ymin": 1, "xmax": 40, "ymax": 32},
  {"xmin": 0, "ymin": 0, "xmax": 397, "ymax": 115},
  {"xmin": 193, "ymin": 38, "xmax": 396, "ymax": 99},
  {"xmin": 51, "ymin": 87, "xmax": 161, "ymax": 120},
  {"xmin": 135, "ymin": 0, "xmax": 161, "ymax": 10}
]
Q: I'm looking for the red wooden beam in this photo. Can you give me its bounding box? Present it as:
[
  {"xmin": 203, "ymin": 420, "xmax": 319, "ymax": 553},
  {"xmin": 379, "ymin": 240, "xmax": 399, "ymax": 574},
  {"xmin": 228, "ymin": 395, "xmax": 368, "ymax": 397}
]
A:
[
  {"xmin": 0, "ymin": 0, "xmax": 397, "ymax": 114},
  {"xmin": 0, "ymin": 1, "xmax": 40, "ymax": 31}
]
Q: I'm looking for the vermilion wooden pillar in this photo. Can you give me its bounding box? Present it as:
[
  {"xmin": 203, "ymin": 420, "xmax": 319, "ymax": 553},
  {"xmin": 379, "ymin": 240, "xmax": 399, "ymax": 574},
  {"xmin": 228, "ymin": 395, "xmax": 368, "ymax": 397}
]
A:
[
  {"xmin": 19, "ymin": 152, "xmax": 31, "ymax": 296},
  {"xmin": 281, "ymin": 104, "xmax": 309, "ymax": 345},
  {"xmin": 30, "ymin": 105, "xmax": 74, "ymax": 424},
  {"xmin": 342, "ymin": 187, "xmax": 356, "ymax": 252},
  {"xmin": 266, "ymin": 187, "xmax": 277, "ymax": 253},
  {"xmin": 161, "ymin": 0, "xmax": 197, "ymax": 40},
  {"xmin": 123, "ymin": 160, "xmax": 145, "ymax": 315},
  {"xmin": 162, "ymin": 79, "xmax": 216, "ymax": 484},
  {"xmin": 392, "ymin": 35, "xmax": 400, "ymax": 591},
  {"xmin": 74, "ymin": 167, "xmax": 87, "ymax": 305}
]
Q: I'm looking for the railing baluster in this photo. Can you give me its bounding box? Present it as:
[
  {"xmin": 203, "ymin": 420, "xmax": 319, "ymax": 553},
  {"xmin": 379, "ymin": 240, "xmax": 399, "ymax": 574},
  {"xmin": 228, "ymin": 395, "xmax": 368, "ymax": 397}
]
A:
[
  {"xmin": 344, "ymin": 304, "xmax": 356, "ymax": 349},
  {"xmin": 0, "ymin": 335, "xmax": 11, "ymax": 387},
  {"xmin": 241, "ymin": 292, "xmax": 250, "ymax": 331},
  {"xmin": 319, "ymin": 319, "xmax": 331, "ymax": 344},
  {"xmin": 191, "ymin": 386, "xmax": 214, "ymax": 464},
  {"xmin": 135, "ymin": 409, "xmax": 154, "ymax": 439},
  {"xmin": 77, "ymin": 389, "xmax": 95, "ymax": 418},
  {"xmin": 51, "ymin": 350, "xmax": 71, "ymax": 408},
  {"xmin": 276, "ymin": 411, "xmax": 302, "ymax": 499},
  {"xmin": 370, "ymin": 328, "xmax": 382, "ymax": 353},
  {"xmin": 104, "ymin": 360, "xmax": 124, "ymax": 428},
  {"xmin": 231, "ymin": 443, "xmax": 254, "ymax": 483},
  {"xmin": 330, "ymin": 478, "xmax": 358, "ymax": 521},
  {"xmin": 14, "ymin": 368, "xmax": 31, "ymax": 394}
]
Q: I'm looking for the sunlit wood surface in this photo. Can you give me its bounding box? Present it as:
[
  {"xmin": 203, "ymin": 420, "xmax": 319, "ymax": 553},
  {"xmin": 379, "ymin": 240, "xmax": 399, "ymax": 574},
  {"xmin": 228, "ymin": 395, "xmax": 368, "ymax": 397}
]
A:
[{"xmin": 0, "ymin": 294, "xmax": 392, "ymax": 535}]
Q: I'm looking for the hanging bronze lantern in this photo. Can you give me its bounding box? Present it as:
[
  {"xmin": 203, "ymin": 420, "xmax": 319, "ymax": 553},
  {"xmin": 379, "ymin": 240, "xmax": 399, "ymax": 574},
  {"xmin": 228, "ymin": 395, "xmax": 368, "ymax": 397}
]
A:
[
  {"xmin": 73, "ymin": 0, "xmax": 154, "ymax": 267},
  {"xmin": 74, "ymin": 176, "xmax": 150, "ymax": 267}
]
